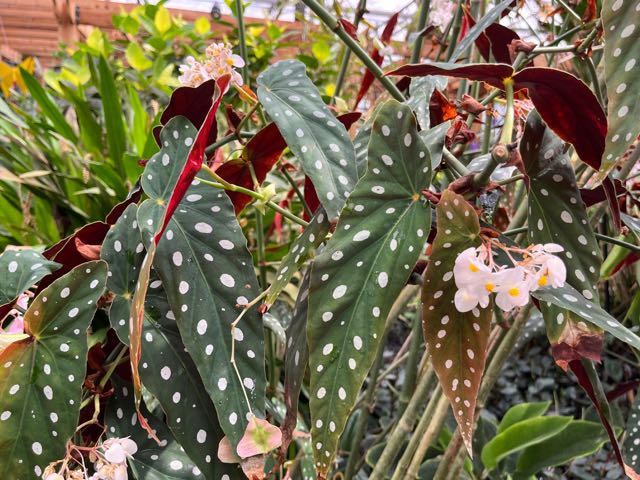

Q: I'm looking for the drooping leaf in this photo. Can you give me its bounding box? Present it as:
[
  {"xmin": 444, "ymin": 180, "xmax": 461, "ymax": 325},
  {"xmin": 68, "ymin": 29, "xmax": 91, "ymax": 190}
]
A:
[
  {"xmin": 106, "ymin": 378, "xmax": 207, "ymax": 480},
  {"xmin": 264, "ymin": 208, "xmax": 329, "ymax": 308},
  {"xmin": 451, "ymin": 0, "xmax": 514, "ymax": 62},
  {"xmin": 522, "ymin": 110, "xmax": 604, "ymax": 366},
  {"xmin": 624, "ymin": 392, "xmax": 640, "ymax": 470},
  {"xmin": 0, "ymin": 261, "xmax": 107, "ymax": 478},
  {"xmin": 102, "ymin": 204, "xmax": 231, "ymax": 478},
  {"xmin": 96, "ymin": 56, "xmax": 128, "ymax": 173},
  {"xmin": 406, "ymin": 76, "xmax": 448, "ymax": 130},
  {"xmin": 308, "ymin": 100, "xmax": 432, "ymax": 473},
  {"xmin": 280, "ymin": 271, "xmax": 311, "ymax": 453},
  {"xmin": 419, "ymin": 121, "xmax": 450, "ymax": 170},
  {"xmin": 0, "ymin": 249, "xmax": 59, "ymax": 306},
  {"xmin": 150, "ymin": 179, "xmax": 266, "ymax": 449},
  {"xmin": 422, "ymin": 189, "xmax": 492, "ymax": 456},
  {"xmin": 257, "ymin": 60, "xmax": 357, "ymax": 219},
  {"xmin": 481, "ymin": 416, "xmax": 572, "ymax": 470},
  {"xmin": 461, "ymin": 5, "xmax": 520, "ymax": 64},
  {"xmin": 497, "ymin": 401, "xmax": 551, "ymax": 433},
  {"xmin": 514, "ymin": 420, "xmax": 610, "ymax": 479},
  {"xmin": 598, "ymin": 0, "xmax": 640, "ymax": 179},
  {"xmin": 388, "ymin": 64, "xmax": 607, "ymax": 170}
]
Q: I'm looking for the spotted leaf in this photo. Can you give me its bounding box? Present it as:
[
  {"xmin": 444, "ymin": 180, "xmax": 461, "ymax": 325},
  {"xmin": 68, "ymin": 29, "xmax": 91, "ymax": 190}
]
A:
[
  {"xmin": 307, "ymin": 100, "xmax": 432, "ymax": 473},
  {"xmin": 522, "ymin": 110, "xmax": 604, "ymax": 366},
  {"xmin": 624, "ymin": 392, "xmax": 640, "ymax": 470},
  {"xmin": 106, "ymin": 378, "xmax": 208, "ymax": 480},
  {"xmin": 151, "ymin": 179, "xmax": 266, "ymax": 449},
  {"xmin": 0, "ymin": 249, "xmax": 59, "ymax": 306},
  {"xmin": 257, "ymin": 60, "xmax": 357, "ymax": 219},
  {"xmin": 281, "ymin": 271, "xmax": 311, "ymax": 453},
  {"xmin": 102, "ymin": 204, "xmax": 231, "ymax": 478},
  {"xmin": 0, "ymin": 261, "xmax": 107, "ymax": 479},
  {"xmin": 264, "ymin": 208, "xmax": 329, "ymax": 308},
  {"xmin": 598, "ymin": 0, "xmax": 640, "ymax": 179},
  {"xmin": 422, "ymin": 190, "xmax": 492, "ymax": 457},
  {"xmin": 406, "ymin": 76, "xmax": 448, "ymax": 130}
]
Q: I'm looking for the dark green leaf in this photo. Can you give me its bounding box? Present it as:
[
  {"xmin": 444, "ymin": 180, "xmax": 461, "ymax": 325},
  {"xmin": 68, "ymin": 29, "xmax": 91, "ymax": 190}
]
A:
[
  {"xmin": 498, "ymin": 401, "xmax": 551, "ymax": 433},
  {"xmin": 0, "ymin": 249, "xmax": 59, "ymax": 306},
  {"xmin": 96, "ymin": 56, "xmax": 127, "ymax": 174}
]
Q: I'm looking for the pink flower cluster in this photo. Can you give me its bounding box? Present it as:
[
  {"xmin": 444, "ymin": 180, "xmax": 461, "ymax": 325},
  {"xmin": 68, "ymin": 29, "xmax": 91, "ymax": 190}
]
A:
[
  {"xmin": 178, "ymin": 42, "xmax": 245, "ymax": 88},
  {"xmin": 453, "ymin": 243, "xmax": 567, "ymax": 313}
]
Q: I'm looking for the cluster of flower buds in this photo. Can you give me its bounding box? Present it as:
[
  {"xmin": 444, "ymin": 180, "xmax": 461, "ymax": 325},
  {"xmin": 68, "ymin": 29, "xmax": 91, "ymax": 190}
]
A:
[
  {"xmin": 42, "ymin": 438, "xmax": 137, "ymax": 480},
  {"xmin": 178, "ymin": 42, "xmax": 245, "ymax": 88},
  {"xmin": 453, "ymin": 242, "xmax": 567, "ymax": 313}
]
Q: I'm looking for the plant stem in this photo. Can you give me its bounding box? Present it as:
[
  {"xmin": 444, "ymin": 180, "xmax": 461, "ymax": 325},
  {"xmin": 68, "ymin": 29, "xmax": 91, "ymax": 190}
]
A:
[
  {"xmin": 445, "ymin": 3, "xmax": 464, "ymax": 61},
  {"xmin": 99, "ymin": 345, "xmax": 129, "ymax": 390},
  {"xmin": 369, "ymin": 364, "xmax": 437, "ymax": 480},
  {"xmin": 595, "ymin": 233, "xmax": 640, "ymax": 254},
  {"xmin": 410, "ymin": 0, "xmax": 431, "ymax": 63},
  {"xmin": 556, "ymin": 0, "xmax": 582, "ymax": 23},
  {"xmin": 204, "ymin": 131, "xmax": 254, "ymax": 155},
  {"xmin": 281, "ymin": 167, "xmax": 312, "ymax": 218},
  {"xmin": 301, "ymin": 0, "xmax": 405, "ymax": 102},
  {"xmin": 398, "ymin": 305, "xmax": 425, "ymax": 415},
  {"xmin": 473, "ymin": 144, "xmax": 510, "ymax": 188},
  {"xmin": 234, "ymin": 0, "xmax": 248, "ymax": 84},
  {"xmin": 332, "ymin": 0, "xmax": 367, "ymax": 102},
  {"xmin": 499, "ymin": 79, "xmax": 514, "ymax": 145},
  {"xmin": 497, "ymin": 173, "xmax": 525, "ymax": 186},
  {"xmin": 344, "ymin": 285, "xmax": 420, "ymax": 480},
  {"xmin": 502, "ymin": 226, "xmax": 527, "ymax": 236},
  {"xmin": 584, "ymin": 55, "xmax": 604, "ymax": 105},
  {"xmin": 442, "ymin": 147, "xmax": 471, "ymax": 176}
]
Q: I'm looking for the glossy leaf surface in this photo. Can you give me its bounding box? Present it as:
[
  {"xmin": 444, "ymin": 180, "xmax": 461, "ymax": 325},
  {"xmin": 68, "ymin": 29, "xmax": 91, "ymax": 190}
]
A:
[{"xmin": 0, "ymin": 249, "xmax": 59, "ymax": 306}]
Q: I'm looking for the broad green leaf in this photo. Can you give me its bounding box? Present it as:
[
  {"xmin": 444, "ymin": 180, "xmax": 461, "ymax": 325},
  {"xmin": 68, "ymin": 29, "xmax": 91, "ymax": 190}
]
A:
[
  {"xmin": 194, "ymin": 17, "xmax": 210, "ymax": 35},
  {"xmin": 308, "ymin": 100, "xmax": 432, "ymax": 473},
  {"xmin": 58, "ymin": 83, "xmax": 103, "ymax": 154},
  {"xmin": 419, "ymin": 121, "xmax": 450, "ymax": 170},
  {"xmin": 406, "ymin": 76, "xmax": 448, "ymax": 129},
  {"xmin": 96, "ymin": 56, "xmax": 128, "ymax": 176},
  {"xmin": 19, "ymin": 69, "xmax": 77, "ymax": 142},
  {"xmin": 126, "ymin": 42, "xmax": 153, "ymax": 71},
  {"xmin": 0, "ymin": 261, "xmax": 107, "ymax": 478},
  {"xmin": 624, "ymin": 393, "xmax": 640, "ymax": 470},
  {"xmin": 353, "ymin": 109, "xmax": 376, "ymax": 177},
  {"xmin": 102, "ymin": 204, "xmax": 231, "ymax": 478},
  {"xmin": 264, "ymin": 208, "xmax": 329, "ymax": 308},
  {"xmin": 106, "ymin": 378, "xmax": 206, "ymax": 480},
  {"xmin": 422, "ymin": 189, "xmax": 492, "ymax": 456},
  {"xmin": 481, "ymin": 416, "xmax": 572, "ymax": 470},
  {"xmin": 257, "ymin": 60, "xmax": 357, "ymax": 219},
  {"xmin": 311, "ymin": 41, "xmax": 331, "ymax": 63},
  {"xmin": 515, "ymin": 420, "xmax": 609, "ymax": 478},
  {"xmin": 522, "ymin": 110, "xmax": 603, "ymax": 361},
  {"xmin": 154, "ymin": 5, "xmax": 172, "ymax": 34},
  {"xmin": 498, "ymin": 401, "xmax": 551, "ymax": 433},
  {"xmin": 598, "ymin": 0, "xmax": 640, "ymax": 177},
  {"xmin": 150, "ymin": 179, "xmax": 266, "ymax": 448},
  {"xmin": 0, "ymin": 249, "xmax": 59, "ymax": 305},
  {"xmin": 127, "ymin": 83, "xmax": 151, "ymax": 158}
]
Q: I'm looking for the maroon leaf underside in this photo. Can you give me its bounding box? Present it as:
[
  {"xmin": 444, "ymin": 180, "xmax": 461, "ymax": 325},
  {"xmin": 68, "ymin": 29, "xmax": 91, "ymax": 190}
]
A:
[
  {"xmin": 388, "ymin": 63, "xmax": 512, "ymax": 89},
  {"xmin": 354, "ymin": 12, "xmax": 400, "ymax": 106},
  {"xmin": 570, "ymin": 360, "xmax": 640, "ymax": 479},
  {"xmin": 461, "ymin": 5, "xmax": 519, "ymax": 64}
]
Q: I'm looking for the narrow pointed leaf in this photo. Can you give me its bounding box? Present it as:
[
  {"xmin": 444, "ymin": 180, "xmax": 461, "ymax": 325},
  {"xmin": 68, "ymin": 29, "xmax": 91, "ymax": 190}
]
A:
[
  {"xmin": 624, "ymin": 393, "xmax": 640, "ymax": 470},
  {"xmin": 264, "ymin": 208, "xmax": 329, "ymax": 308},
  {"xmin": 308, "ymin": 100, "xmax": 432, "ymax": 473},
  {"xmin": 0, "ymin": 261, "xmax": 107, "ymax": 478},
  {"xmin": 257, "ymin": 60, "xmax": 357, "ymax": 219},
  {"xmin": 0, "ymin": 249, "xmax": 59, "ymax": 306},
  {"xmin": 522, "ymin": 110, "xmax": 604, "ymax": 364},
  {"xmin": 102, "ymin": 204, "xmax": 230, "ymax": 478},
  {"xmin": 151, "ymin": 180, "xmax": 266, "ymax": 449},
  {"xmin": 598, "ymin": 0, "xmax": 640, "ymax": 178},
  {"xmin": 422, "ymin": 189, "xmax": 492, "ymax": 456},
  {"xmin": 106, "ymin": 378, "xmax": 207, "ymax": 480}
]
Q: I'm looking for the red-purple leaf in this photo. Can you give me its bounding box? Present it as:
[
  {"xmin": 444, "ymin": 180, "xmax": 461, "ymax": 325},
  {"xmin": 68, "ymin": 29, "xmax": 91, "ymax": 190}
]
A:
[
  {"xmin": 338, "ymin": 18, "xmax": 359, "ymax": 41},
  {"xmin": 461, "ymin": 5, "xmax": 519, "ymax": 64},
  {"xmin": 388, "ymin": 62, "xmax": 512, "ymax": 89}
]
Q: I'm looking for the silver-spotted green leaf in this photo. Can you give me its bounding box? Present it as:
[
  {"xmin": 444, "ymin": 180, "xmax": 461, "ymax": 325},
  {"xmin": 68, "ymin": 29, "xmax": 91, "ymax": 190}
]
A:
[
  {"xmin": 102, "ymin": 204, "xmax": 232, "ymax": 479},
  {"xmin": 0, "ymin": 249, "xmax": 59, "ymax": 305},
  {"xmin": 151, "ymin": 179, "xmax": 266, "ymax": 448},
  {"xmin": 281, "ymin": 271, "xmax": 311, "ymax": 452},
  {"xmin": 307, "ymin": 100, "xmax": 432, "ymax": 473},
  {"xmin": 422, "ymin": 189, "xmax": 492, "ymax": 456},
  {"xmin": 257, "ymin": 60, "xmax": 357, "ymax": 219},
  {"xmin": 624, "ymin": 392, "xmax": 640, "ymax": 470},
  {"xmin": 621, "ymin": 213, "xmax": 640, "ymax": 240},
  {"xmin": 0, "ymin": 261, "xmax": 107, "ymax": 479},
  {"xmin": 264, "ymin": 208, "xmax": 329, "ymax": 308},
  {"xmin": 522, "ymin": 110, "xmax": 603, "ymax": 356},
  {"xmin": 531, "ymin": 282, "xmax": 640, "ymax": 351},
  {"xmin": 406, "ymin": 76, "xmax": 448, "ymax": 130},
  {"xmin": 599, "ymin": 0, "xmax": 640, "ymax": 177},
  {"xmin": 106, "ymin": 378, "xmax": 208, "ymax": 480},
  {"xmin": 419, "ymin": 121, "xmax": 450, "ymax": 170}
]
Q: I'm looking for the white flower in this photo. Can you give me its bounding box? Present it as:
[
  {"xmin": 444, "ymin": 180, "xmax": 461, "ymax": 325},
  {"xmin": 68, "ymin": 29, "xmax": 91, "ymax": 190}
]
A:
[
  {"xmin": 494, "ymin": 267, "xmax": 531, "ymax": 312},
  {"xmin": 454, "ymin": 285, "xmax": 491, "ymax": 312},
  {"xmin": 453, "ymin": 247, "xmax": 490, "ymax": 288},
  {"xmin": 103, "ymin": 437, "xmax": 137, "ymax": 464},
  {"xmin": 179, "ymin": 42, "xmax": 245, "ymax": 88},
  {"xmin": 529, "ymin": 254, "xmax": 566, "ymax": 290}
]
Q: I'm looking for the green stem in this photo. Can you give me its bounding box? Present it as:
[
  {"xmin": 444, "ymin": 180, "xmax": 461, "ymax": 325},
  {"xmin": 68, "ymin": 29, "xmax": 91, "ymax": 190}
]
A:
[
  {"xmin": 398, "ymin": 305, "xmax": 425, "ymax": 415},
  {"xmin": 281, "ymin": 168, "xmax": 312, "ymax": 218},
  {"xmin": 595, "ymin": 233, "xmax": 640, "ymax": 254},
  {"xmin": 410, "ymin": 0, "xmax": 431, "ymax": 63},
  {"xmin": 99, "ymin": 345, "xmax": 128, "ymax": 390},
  {"xmin": 499, "ymin": 78, "xmax": 514, "ymax": 145},
  {"xmin": 502, "ymin": 226, "xmax": 528, "ymax": 236},
  {"xmin": 301, "ymin": 0, "xmax": 405, "ymax": 102},
  {"xmin": 332, "ymin": 0, "xmax": 367, "ymax": 102},
  {"xmin": 234, "ymin": 0, "xmax": 248, "ymax": 84},
  {"xmin": 445, "ymin": 3, "xmax": 464, "ymax": 61},
  {"xmin": 556, "ymin": 0, "xmax": 582, "ymax": 23},
  {"xmin": 442, "ymin": 147, "xmax": 471, "ymax": 176},
  {"xmin": 204, "ymin": 131, "xmax": 254, "ymax": 155},
  {"xmin": 497, "ymin": 173, "xmax": 525, "ymax": 186},
  {"xmin": 585, "ymin": 55, "xmax": 604, "ymax": 105}
]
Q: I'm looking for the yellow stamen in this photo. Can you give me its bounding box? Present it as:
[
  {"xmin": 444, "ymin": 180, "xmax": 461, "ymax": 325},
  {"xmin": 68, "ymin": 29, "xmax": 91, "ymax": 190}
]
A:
[
  {"xmin": 537, "ymin": 275, "xmax": 548, "ymax": 287},
  {"xmin": 508, "ymin": 287, "xmax": 519, "ymax": 297},
  {"xmin": 469, "ymin": 263, "xmax": 479, "ymax": 273},
  {"xmin": 226, "ymin": 58, "xmax": 234, "ymax": 65},
  {"xmin": 484, "ymin": 282, "xmax": 495, "ymax": 293}
]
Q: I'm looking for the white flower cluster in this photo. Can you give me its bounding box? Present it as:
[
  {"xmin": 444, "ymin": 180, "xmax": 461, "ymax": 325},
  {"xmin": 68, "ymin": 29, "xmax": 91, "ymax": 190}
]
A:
[
  {"xmin": 178, "ymin": 42, "xmax": 245, "ymax": 88},
  {"xmin": 43, "ymin": 438, "xmax": 137, "ymax": 480},
  {"xmin": 453, "ymin": 243, "xmax": 567, "ymax": 313}
]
